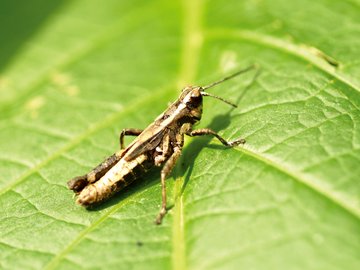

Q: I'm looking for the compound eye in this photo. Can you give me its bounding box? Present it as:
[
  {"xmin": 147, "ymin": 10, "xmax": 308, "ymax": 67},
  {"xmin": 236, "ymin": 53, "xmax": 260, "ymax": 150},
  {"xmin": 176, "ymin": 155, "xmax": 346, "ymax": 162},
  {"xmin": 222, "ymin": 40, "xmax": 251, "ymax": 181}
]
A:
[{"xmin": 186, "ymin": 95, "xmax": 202, "ymax": 109}]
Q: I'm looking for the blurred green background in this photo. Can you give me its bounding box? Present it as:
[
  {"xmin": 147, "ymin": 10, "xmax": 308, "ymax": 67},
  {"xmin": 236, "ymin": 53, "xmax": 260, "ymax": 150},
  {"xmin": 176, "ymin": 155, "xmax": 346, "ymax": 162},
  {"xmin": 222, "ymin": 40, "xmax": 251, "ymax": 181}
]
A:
[{"xmin": 0, "ymin": 0, "xmax": 359, "ymax": 269}]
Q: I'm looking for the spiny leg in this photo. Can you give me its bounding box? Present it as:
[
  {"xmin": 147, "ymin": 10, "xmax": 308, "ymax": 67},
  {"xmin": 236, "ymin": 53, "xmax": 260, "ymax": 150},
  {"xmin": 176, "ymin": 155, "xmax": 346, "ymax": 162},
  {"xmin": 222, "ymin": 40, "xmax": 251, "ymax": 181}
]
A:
[
  {"xmin": 155, "ymin": 146, "xmax": 183, "ymax": 225},
  {"xmin": 67, "ymin": 151, "xmax": 123, "ymax": 193},
  {"xmin": 120, "ymin": 128, "xmax": 143, "ymax": 149},
  {"xmin": 187, "ymin": 128, "xmax": 245, "ymax": 146}
]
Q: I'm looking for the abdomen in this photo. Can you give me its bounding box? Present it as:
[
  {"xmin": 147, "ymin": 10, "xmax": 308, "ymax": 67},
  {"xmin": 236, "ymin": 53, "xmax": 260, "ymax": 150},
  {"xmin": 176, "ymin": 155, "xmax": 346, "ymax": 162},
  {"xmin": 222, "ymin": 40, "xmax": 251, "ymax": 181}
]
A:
[{"xmin": 77, "ymin": 154, "xmax": 152, "ymax": 206}]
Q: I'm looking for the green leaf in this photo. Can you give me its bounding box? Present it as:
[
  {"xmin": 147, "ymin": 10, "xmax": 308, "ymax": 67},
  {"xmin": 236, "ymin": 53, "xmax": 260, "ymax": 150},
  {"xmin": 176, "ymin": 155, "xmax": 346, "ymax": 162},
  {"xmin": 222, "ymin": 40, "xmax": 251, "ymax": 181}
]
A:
[{"xmin": 0, "ymin": 0, "xmax": 359, "ymax": 269}]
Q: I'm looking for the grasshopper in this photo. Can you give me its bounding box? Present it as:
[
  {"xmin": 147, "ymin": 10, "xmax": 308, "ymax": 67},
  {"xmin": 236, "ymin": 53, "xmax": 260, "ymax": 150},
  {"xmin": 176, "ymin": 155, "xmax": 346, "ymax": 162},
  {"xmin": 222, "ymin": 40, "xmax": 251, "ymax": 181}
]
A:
[{"xmin": 68, "ymin": 65, "xmax": 255, "ymax": 224}]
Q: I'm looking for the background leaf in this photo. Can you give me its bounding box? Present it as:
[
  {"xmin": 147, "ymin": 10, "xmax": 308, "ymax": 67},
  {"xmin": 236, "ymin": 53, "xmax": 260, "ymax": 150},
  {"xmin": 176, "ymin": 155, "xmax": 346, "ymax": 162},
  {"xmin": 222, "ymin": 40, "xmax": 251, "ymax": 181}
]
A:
[{"xmin": 0, "ymin": 0, "xmax": 359, "ymax": 269}]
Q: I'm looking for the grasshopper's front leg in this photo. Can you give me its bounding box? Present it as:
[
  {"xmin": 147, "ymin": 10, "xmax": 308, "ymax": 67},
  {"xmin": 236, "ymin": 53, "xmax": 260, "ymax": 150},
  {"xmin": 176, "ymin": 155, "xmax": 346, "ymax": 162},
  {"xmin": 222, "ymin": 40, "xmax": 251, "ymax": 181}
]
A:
[
  {"xmin": 187, "ymin": 128, "xmax": 245, "ymax": 146},
  {"xmin": 120, "ymin": 128, "xmax": 143, "ymax": 149}
]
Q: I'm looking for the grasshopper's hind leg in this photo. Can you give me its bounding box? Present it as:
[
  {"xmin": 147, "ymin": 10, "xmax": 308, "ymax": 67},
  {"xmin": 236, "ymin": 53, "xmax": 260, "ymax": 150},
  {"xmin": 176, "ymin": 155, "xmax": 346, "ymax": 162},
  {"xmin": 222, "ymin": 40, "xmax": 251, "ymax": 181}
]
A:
[
  {"xmin": 120, "ymin": 128, "xmax": 143, "ymax": 149},
  {"xmin": 68, "ymin": 128, "xmax": 143, "ymax": 193},
  {"xmin": 67, "ymin": 174, "xmax": 88, "ymax": 193},
  {"xmin": 187, "ymin": 128, "xmax": 245, "ymax": 146},
  {"xmin": 67, "ymin": 151, "xmax": 123, "ymax": 193}
]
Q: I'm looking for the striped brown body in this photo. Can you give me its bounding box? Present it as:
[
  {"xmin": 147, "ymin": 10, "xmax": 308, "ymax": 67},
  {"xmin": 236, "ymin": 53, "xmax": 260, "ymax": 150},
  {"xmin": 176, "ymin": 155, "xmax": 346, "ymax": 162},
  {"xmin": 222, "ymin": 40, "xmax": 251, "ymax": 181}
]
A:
[{"xmin": 77, "ymin": 153, "xmax": 154, "ymax": 206}]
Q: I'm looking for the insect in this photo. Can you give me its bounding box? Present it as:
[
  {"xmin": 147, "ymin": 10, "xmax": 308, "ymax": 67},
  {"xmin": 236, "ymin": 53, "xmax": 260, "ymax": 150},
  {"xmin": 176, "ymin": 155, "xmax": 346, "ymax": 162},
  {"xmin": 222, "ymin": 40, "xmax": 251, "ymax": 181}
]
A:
[{"xmin": 68, "ymin": 65, "xmax": 255, "ymax": 224}]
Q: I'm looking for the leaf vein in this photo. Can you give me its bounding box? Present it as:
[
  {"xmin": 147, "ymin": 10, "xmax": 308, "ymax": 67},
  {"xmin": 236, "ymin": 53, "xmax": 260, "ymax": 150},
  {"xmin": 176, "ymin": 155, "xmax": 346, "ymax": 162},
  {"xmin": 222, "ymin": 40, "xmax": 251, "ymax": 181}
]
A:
[
  {"xmin": 43, "ymin": 187, "xmax": 152, "ymax": 270},
  {"xmin": 233, "ymin": 146, "xmax": 360, "ymax": 219},
  {"xmin": 206, "ymin": 28, "xmax": 360, "ymax": 95}
]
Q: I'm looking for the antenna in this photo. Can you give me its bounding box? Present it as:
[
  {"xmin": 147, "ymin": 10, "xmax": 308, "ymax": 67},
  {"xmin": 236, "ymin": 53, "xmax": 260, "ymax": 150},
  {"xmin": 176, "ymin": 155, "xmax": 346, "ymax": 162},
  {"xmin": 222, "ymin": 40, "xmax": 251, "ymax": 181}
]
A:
[
  {"xmin": 200, "ymin": 64, "xmax": 257, "ymax": 107},
  {"xmin": 202, "ymin": 64, "xmax": 256, "ymax": 90},
  {"xmin": 200, "ymin": 91, "xmax": 238, "ymax": 108}
]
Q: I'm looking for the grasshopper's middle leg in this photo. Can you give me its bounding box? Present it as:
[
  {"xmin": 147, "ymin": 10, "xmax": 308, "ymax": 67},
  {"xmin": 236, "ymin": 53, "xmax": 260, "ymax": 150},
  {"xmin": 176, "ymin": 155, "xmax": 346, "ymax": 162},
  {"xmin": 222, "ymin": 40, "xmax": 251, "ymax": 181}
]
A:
[
  {"xmin": 187, "ymin": 128, "xmax": 245, "ymax": 146},
  {"xmin": 120, "ymin": 128, "xmax": 143, "ymax": 149},
  {"xmin": 155, "ymin": 145, "xmax": 183, "ymax": 225}
]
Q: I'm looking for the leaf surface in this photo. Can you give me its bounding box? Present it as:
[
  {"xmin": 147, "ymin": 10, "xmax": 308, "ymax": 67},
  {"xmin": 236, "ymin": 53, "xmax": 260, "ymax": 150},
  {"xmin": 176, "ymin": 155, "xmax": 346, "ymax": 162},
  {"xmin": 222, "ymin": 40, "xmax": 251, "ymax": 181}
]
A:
[{"xmin": 0, "ymin": 0, "xmax": 359, "ymax": 269}]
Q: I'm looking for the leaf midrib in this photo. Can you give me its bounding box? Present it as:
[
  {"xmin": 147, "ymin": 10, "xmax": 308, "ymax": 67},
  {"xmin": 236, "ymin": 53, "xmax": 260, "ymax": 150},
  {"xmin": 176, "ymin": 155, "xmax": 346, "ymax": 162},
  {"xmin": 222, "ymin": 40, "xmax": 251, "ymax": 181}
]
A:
[{"xmin": 171, "ymin": 0, "xmax": 205, "ymax": 269}]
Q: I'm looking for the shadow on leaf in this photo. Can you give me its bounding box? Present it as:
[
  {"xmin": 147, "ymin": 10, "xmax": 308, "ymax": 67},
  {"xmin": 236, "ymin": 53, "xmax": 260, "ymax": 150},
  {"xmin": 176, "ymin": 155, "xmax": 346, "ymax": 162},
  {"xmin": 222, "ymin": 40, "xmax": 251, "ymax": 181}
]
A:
[{"xmin": 0, "ymin": 0, "xmax": 67, "ymax": 72}]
